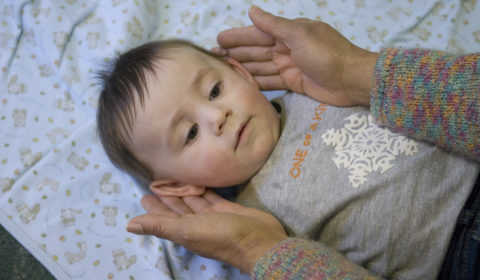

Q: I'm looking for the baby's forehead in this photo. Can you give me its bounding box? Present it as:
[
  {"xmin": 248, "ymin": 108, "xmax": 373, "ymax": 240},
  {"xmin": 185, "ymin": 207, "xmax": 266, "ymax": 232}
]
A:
[
  {"xmin": 145, "ymin": 46, "xmax": 224, "ymax": 92},
  {"xmin": 140, "ymin": 45, "xmax": 221, "ymax": 101},
  {"xmin": 129, "ymin": 47, "xmax": 212, "ymax": 153},
  {"xmin": 171, "ymin": 49, "xmax": 230, "ymax": 79},
  {"xmin": 157, "ymin": 45, "xmax": 218, "ymax": 66}
]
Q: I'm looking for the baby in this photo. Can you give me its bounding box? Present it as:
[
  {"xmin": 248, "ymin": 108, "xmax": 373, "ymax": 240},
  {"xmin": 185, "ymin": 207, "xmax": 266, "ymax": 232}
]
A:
[
  {"xmin": 97, "ymin": 39, "xmax": 280, "ymax": 196},
  {"xmin": 97, "ymin": 39, "xmax": 479, "ymax": 279}
]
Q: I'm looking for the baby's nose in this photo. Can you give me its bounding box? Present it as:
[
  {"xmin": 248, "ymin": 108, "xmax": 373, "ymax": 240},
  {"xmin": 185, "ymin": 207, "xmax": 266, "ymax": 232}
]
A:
[{"xmin": 211, "ymin": 107, "xmax": 232, "ymax": 135}]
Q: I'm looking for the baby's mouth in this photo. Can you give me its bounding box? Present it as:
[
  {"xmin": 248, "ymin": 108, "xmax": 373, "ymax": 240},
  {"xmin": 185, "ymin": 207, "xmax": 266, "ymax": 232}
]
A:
[{"xmin": 235, "ymin": 117, "xmax": 251, "ymax": 151}]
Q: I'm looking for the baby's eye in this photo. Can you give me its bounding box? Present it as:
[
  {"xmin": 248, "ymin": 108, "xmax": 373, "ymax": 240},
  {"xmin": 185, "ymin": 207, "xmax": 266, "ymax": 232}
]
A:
[
  {"xmin": 209, "ymin": 81, "xmax": 222, "ymax": 100},
  {"xmin": 185, "ymin": 123, "xmax": 198, "ymax": 145}
]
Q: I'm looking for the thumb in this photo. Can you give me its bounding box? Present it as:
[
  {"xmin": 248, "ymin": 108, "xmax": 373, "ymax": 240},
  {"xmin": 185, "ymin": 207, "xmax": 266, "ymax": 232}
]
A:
[
  {"xmin": 127, "ymin": 214, "xmax": 178, "ymax": 239},
  {"xmin": 248, "ymin": 6, "xmax": 293, "ymax": 40}
]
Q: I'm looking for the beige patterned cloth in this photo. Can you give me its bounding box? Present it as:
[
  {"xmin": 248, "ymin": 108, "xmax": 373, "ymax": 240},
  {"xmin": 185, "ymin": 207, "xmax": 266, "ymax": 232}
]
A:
[{"xmin": 1, "ymin": 0, "xmax": 479, "ymax": 279}]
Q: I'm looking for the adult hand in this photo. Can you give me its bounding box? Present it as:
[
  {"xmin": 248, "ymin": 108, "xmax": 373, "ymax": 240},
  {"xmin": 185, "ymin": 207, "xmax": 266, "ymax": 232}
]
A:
[
  {"xmin": 126, "ymin": 189, "xmax": 288, "ymax": 274},
  {"xmin": 214, "ymin": 6, "xmax": 378, "ymax": 107}
]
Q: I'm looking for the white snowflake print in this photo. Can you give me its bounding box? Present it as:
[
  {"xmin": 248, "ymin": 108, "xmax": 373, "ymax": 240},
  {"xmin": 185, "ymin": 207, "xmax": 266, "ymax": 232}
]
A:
[{"xmin": 322, "ymin": 113, "xmax": 418, "ymax": 187}]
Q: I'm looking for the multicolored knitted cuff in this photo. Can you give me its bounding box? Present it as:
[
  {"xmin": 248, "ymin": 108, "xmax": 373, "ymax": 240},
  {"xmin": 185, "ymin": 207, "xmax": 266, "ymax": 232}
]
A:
[
  {"xmin": 252, "ymin": 237, "xmax": 379, "ymax": 280},
  {"xmin": 371, "ymin": 48, "xmax": 480, "ymax": 160}
]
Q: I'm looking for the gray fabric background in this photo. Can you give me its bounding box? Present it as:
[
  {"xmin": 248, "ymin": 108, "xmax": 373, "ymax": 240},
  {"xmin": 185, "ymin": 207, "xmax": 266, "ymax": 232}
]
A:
[{"xmin": 0, "ymin": 225, "xmax": 54, "ymax": 280}]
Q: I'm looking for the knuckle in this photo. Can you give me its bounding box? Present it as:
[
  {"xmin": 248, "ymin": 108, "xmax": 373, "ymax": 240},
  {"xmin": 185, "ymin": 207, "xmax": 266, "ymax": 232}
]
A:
[
  {"xmin": 296, "ymin": 17, "xmax": 311, "ymax": 22},
  {"xmin": 293, "ymin": 23, "xmax": 311, "ymax": 39},
  {"xmin": 272, "ymin": 16, "xmax": 283, "ymax": 26},
  {"xmin": 152, "ymin": 223, "xmax": 164, "ymax": 237}
]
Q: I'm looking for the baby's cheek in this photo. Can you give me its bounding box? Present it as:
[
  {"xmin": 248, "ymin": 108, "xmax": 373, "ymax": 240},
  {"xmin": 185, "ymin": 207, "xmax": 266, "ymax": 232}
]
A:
[
  {"xmin": 193, "ymin": 149, "xmax": 230, "ymax": 171},
  {"xmin": 251, "ymin": 133, "xmax": 276, "ymax": 160},
  {"xmin": 192, "ymin": 150, "xmax": 241, "ymax": 185}
]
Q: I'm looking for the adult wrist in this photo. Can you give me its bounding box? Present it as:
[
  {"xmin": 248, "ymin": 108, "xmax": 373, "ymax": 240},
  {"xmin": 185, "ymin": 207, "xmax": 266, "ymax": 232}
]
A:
[
  {"xmin": 235, "ymin": 230, "xmax": 288, "ymax": 274},
  {"xmin": 344, "ymin": 48, "xmax": 379, "ymax": 107}
]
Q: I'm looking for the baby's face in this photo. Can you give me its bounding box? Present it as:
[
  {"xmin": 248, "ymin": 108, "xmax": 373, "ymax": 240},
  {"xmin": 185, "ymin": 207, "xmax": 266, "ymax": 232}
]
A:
[{"xmin": 130, "ymin": 46, "xmax": 280, "ymax": 187}]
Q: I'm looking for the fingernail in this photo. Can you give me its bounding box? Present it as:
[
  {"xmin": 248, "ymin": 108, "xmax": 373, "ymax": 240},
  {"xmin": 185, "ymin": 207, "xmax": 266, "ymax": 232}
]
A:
[
  {"xmin": 251, "ymin": 5, "xmax": 270, "ymax": 17},
  {"xmin": 210, "ymin": 47, "xmax": 227, "ymax": 56},
  {"xmin": 250, "ymin": 5, "xmax": 262, "ymax": 13},
  {"xmin": 127, "ymin": 221, "xmax": 144, "ymax": 234}
]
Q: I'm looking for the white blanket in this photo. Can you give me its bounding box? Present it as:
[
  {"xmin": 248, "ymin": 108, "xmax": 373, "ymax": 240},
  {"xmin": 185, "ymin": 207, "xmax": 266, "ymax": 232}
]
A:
[{"xmin": 1, "ymin": 0, "xmax": 479, "ymax": 279}]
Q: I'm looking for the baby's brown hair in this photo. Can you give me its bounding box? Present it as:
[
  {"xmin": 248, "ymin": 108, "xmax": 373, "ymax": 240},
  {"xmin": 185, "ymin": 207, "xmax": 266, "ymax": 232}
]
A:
[{"xmin": 97, "ymin": 39, "xmax": 223, "ymax": 185}]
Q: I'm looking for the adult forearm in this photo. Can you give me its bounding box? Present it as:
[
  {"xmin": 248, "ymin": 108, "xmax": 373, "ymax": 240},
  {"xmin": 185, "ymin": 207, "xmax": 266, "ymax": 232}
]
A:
[
  {"xmin": 252, "ymin": 238, "xmax": 381, "ymax": 279},
  {"xmin": 371, "ymin": 48, "xmax": 480, "ymax": 160}
]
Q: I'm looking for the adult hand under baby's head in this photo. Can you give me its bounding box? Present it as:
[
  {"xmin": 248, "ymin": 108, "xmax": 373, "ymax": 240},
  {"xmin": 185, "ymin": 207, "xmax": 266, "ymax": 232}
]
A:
[{"xmin": 127, "ymin": 189, "xmax": 288, "ymax": 274}]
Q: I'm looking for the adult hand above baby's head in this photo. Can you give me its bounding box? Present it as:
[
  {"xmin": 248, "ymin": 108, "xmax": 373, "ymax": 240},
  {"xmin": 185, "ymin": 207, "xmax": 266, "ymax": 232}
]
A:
[
  {"xmin": 214, "ymin": 6, "xmax": 378, "ymax": 107},
  {"xmin": 127, "ymin": 189, "xmax": 287, "ymax": 274}
]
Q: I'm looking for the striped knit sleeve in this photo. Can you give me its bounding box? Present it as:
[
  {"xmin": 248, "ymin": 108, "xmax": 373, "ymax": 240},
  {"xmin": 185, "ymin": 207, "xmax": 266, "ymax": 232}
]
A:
[
  {"xmin": 252, "ymin": 238, "xmax": 380, "ymax": 280},
  {"xmin": 371, "ymin": 48, "xmax": 480, "ymax": 160}
]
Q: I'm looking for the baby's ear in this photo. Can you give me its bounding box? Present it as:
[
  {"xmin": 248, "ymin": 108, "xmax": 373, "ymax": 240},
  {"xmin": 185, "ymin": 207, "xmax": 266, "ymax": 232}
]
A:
[
  {"xmin": 149, "ymin": 179, "xmax": 206, "ymax": 197},
  {"xmin": 224, "ymin": 56, "xmax": 259, "ymax": 88}
]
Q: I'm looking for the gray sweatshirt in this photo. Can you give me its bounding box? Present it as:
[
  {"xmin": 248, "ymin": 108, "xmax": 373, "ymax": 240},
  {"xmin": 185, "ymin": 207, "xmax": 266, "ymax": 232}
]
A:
[{"xmin": 236, "ymin": 92, "xmax": 479, "ymax": 279}]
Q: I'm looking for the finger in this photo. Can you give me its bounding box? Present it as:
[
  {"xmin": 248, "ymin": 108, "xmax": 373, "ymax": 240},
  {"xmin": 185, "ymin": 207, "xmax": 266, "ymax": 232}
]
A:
[
  {"xmin": 127, "ymin": 214, "xmax": 179, "ymax": 239},
  {"xmin": 248, "ymin": 6, "xmax": 295, "ymax": 41},
  {"xmin": 217, "ymin": 25, "xmax": 274, "ymax": 49},
  {"xmin": 243, "ymin": 61, "xmax": 279, "ymax": 76},
  {"xmin": 255, "ymin": 75, "xmax": 288, "ymax": 90},
  {"xmin": 203, "ymin": 190, "xmax": 245, "ymax": 213},
  {"xmin": 224, "ymin": 46, "xmax": 273, "ymax": 62},
  {"xmin": 209, "ymin": 46, "xmax": 228, "ymax": 56},
  {"xmin": 159, "ymin": 196, "xmax": 194, "ymax": 215},
  {"xmin": 203, "ymin": 189, "xmax": 229, "ymax": 204},
  {"xmin": 183, "ymin": 195, "xmax": 211, "ymax": 213},
  {"xmin": 141, "ymin": 195, "xmax": 180, "ymax": 217}
]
